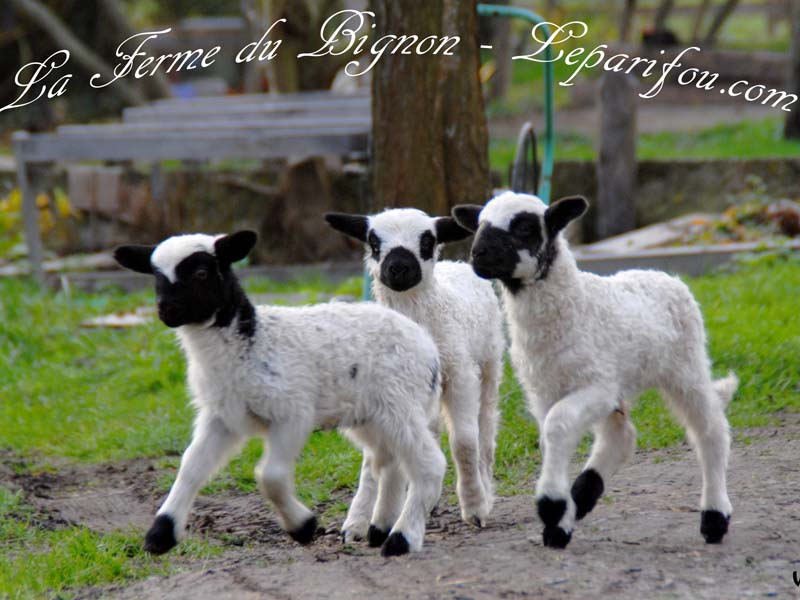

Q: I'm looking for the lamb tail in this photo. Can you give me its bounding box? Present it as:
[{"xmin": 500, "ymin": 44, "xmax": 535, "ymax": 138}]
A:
[{"xmin": 713, "ymin": 372, "xmax": 739, "ymax": 409}]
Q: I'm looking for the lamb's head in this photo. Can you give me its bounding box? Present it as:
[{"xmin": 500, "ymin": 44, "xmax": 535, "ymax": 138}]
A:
[
  {"xmin": 452, "ymin": 192, "xmax": 587, "ymax": 284},
  {"xmin": 113, "ymin": 231, "xmax": 257, "ymax": 327},
  {"xmin": 325, "ymin": 208, "xmax": 471, "ymax": 292}
]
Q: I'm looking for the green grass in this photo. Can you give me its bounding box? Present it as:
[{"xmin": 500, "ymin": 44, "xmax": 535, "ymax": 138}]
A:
[
  {"xmin": 2, "ymin": 255, "xmax": 798, "ymax": 480},
  {"xmin": 489, "ymin": 118, "xmax": 800, "ymax": 174},
  {"xmin": 0, "ymin": 486, "xmax": 221, "ymax": 599},
  {"xmin": 1, "ymin": 255, "xmax": 798, "ymax": 595}
]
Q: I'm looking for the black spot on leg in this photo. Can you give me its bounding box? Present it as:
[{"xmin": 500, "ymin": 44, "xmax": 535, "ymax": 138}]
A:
[
  {"xmin": 288, "ymin": 515, "xmax": 318, "ymax": 545},
  {"xmin": 700, "ymin": 510, "xmax": 730, "ymax": 544},
  {"xmin": 537, "ymin": 497, "xmax": 572, "ymax": 549},
  {"xmin": 144, "ymin": 514, "xmax": 178, "ymax": 555},
  {"xmin": 381, "ymin": 531, "xmax": 410, "ymax": 557},
  {"xmin": 350, "ymin": 364, "xmax": 358, "ymax": 379},
  {"xmin": 537, "ymin": 497, "xmax": 567, "ymax": 528},
  {"xmin": 367, "ymin": 524, "xmax": 390, "ymax": 547},
  {"xmin": 571, "ymin": 468, "xmax": 604, "ymax": 520}
]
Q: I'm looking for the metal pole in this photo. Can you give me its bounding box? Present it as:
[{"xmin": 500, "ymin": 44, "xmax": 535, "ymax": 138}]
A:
[
  {"xmin": 12, "ymin": 131, "xmax": 46, "ymax": 285},
  {"xmin": 477, "ymin": 3, "xmax": 555, "ymax": 204}
]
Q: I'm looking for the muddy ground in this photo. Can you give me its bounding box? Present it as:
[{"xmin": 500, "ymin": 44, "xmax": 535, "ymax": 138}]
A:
[{"xmin": 6, "ymin": 417, "xmax": 800, "ymax": 599}]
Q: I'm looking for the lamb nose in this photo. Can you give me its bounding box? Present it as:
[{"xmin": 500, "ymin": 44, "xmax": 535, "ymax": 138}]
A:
[
  {"xmin": 472, "ymin": 247, "xmax": 487, "ymax": 258},
  {"xmin": 390, "ymin": 264, "xmax": 407, "ymax": 276}
]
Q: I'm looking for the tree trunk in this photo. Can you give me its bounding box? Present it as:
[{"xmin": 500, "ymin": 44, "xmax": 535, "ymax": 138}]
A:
[
  {"xmin": 691, "ymin": 0, "xmax": 712, "ymax": 43},
  {"xmin": 703, "ymin": 0, "xmax": 741, "ymax": 47},
  {"xmin": 619, "ymin": 0, "xmax": 637, "ymax": 42},
  {"xmin": 9, "ymin": 0, "xmax": 144, "ymax": 106},
  {"xmin": 268, "ymin": 0, "xmax": 347, "ymax": 93},
  {"xmin": 653, "ymin": 0, "xmax": 674, "ymax": 31},
  {"xmin": 785, "ymin": 2, "xmax": 800, "ymax": 139},
  {"xmin": 240, "ymin": 0, "xmax": 265, "ymax": 93},
  {"xmin": 595, "ymin": 72, "xmax": 637, "ymax": 239},
  {"xmin": 488, "ymin": 1, "xmax": 511, "ymax": 101},
  {"xmin": 372, "ymin": 0, "xmax": 490, "ymax": 217}
]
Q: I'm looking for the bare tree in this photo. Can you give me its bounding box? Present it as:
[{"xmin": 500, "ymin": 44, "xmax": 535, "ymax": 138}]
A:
[
  {"xmin": 691, "ymin": 0, "xmax": 712, "ymax": 43},
  {"xmin": 487, "ymin": 0, "xmax": 511, "ymax": 102},
  {"xmin": 97, "ymin": 0, "xmax": 171, "ymax": 99},
  {"xmin": 619, "ymin": 0, "xmax": 637, "ymax": 42},
  {"xmin": 703, "ymin": 0, "xmax": 741, "ymax": 47},
  {"xmin": 785, "ymin": 1, "xmax": 800, "ymax": 138},
  {"xmin": 372, "ymin": 0, "xmax": 490, "ymax": 216},
  {"xmin": 653, "ymin": 0, "xmax": 675, "ymax": 31},
  {"xmin": 9, "ymin": 0, "xmax": 144, "ymax": 106}
]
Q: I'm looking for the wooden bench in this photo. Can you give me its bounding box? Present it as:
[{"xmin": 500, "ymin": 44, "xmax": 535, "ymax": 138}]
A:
[{"xmin": 13, "ymin": 90, "xmax": 371, "ymax": 284}]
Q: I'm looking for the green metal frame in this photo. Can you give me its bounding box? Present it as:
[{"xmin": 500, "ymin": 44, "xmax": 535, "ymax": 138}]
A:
[
  {"xmin": 477, "ymin": 3, "xmax": 555, "ymax": 204},
  {"xmin": 363, "ymin": 4, "xmax": 556, "ymax": 299}
]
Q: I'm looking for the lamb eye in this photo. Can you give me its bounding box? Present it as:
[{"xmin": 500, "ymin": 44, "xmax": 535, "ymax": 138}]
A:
[
  {"xmin": 512, "ymin": 222, "xmax": 535, "ymax": 238},
  {"xmin": 367, "ymin": 233, "xmax": 381, "ymax": 258},
  {"xmin": 194, "ymin": 268, "xmax": 208, "ymax": 280}
]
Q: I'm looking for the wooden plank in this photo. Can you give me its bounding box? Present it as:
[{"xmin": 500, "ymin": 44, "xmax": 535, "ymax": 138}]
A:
[
  {"xmin": 151, "ymin": 89, "xmax": 369, "ymax": 107},
  {"xmin": 124, "ymin": 104, "xmax": 371, "ymax": 124},
  {"xmin": 123, "ymin": 96, "xmax": 370, "ymax": 120},
  {"xmin": 14, "ymin": 129, "xmax": 369, "ymax": 163},
  {"xmin": 59, "ymin": 116, "xmax": 372, "ymax": 135}
]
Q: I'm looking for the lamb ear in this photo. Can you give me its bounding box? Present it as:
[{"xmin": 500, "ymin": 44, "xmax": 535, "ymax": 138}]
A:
[
  {"xmin": 544, "ymin": 196, "xmax": 588, "ymax": 236},
  {"xmin": 324, "ymin": 212, "xmax": 369, "ymax": 242},
  {"xmin": 215, "ymin": 230, "xmax": 258, "ymax": 265},
  {"xmin": 113, "ymin": 245, "xmax": 155, "ymax": 274},
  {"xmin": 451, "ymin": 205, "xmax": 483, "ymax": 233},
  {"xmin": 434, "ymin": 216, "xmax": 473, "ymax": 244}
]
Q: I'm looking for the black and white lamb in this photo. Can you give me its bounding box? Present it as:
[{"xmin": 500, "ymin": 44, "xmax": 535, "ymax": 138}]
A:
[
  {"xmin": 325, "ymin": 208, "xmax": 504, "ymax": 537},
  {"xmin": 113, "ymin": 230, "xmax": 446, "ymax": 557},
  {"xmin": 453, "ymin": 192, "xmax": 737, "ymax": 549}
]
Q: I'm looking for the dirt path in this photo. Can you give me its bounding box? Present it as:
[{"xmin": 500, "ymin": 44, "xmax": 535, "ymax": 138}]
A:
[{"xmin": 9, "ymin": 417, "xmax": 800, "ymax": 599}]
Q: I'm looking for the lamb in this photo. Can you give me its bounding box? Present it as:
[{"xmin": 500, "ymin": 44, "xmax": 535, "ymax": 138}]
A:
[
  {"xmin": 325, "ymin": 208, "xmax": 504, "ymax": 535},
  {"xmin": 112, "ymin": 230, "xmax": 446, "ymax": 557},
  {"xmin": 452, "ymin": 192, "xmax": 737, "ymax": 549}
]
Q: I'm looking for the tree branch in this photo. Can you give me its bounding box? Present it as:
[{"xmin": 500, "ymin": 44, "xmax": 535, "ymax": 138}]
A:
[
  {"xmin": 9, "ymin": 0, "xmax": 144, "ymax": 106},
  {"xmin": 97, "ymin": 0, "xmax": 171, "ymax": 100},
  {"xmin": 703, "ymin": 0, "xmax": 740, "ymax": 47}
]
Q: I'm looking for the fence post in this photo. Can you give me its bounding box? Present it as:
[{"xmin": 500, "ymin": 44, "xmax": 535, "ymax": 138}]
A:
[
  {"xmin": 595, "ymin": 72, "xmax": 637, "ymax": 239},
  {"xmin": 13, "ymin": 132, "xmax": 45, "ymax": 285}
]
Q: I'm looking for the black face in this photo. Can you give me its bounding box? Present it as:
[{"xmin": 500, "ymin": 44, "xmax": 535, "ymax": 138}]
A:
[
  {"xmin": 471, "ymin": 212, "xmax": 543, "ymax": 280},
  {"xmin": 453, "ymin": 196, "xmax": 589, "ymax": 289},
  {"xmin": 380, "ymin": 246, "xmax": 422, "ymax": 292},
  {"xmin": 155, "ymin": 252, "xmax": 227, "ymax": 327}
]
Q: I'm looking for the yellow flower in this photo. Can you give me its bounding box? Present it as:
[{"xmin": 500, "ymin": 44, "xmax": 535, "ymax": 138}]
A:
[{"xmin": 54, "ymin": 188, "xmax": 75, "ymax": 218}]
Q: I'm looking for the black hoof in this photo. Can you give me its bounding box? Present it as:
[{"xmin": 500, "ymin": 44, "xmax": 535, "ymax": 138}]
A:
[
  {"xmin": 288, "ymin": 515, "xmax": 318, "ymax": 545},
  {"xmin": 144, "ymin": 514, "xmax": 178, "ymax": 555},
  {"xmin": 367, "ymin": 525, "xmax": 390, "ymax": 548},
  {"xmin": 542, "ymin": 525, "xmax": 572, "ymax": 549},
  {"xmin": 700, "ymin": 510, "xmax": 730, "ymax": 544},
  {"xmin": 536, "ymin": 496, "xmax": 567, "ymax": 528},
  {"xmin": 571, "ymin": 469, "xmax": 604, "ymax": 521},
  {"xmin": 467, "ymin": 515, "xmax": 483, "ymax": 528},
  {"xmin": 381, "ymin": 531, "xmax": 410, "ymax": 557}
]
